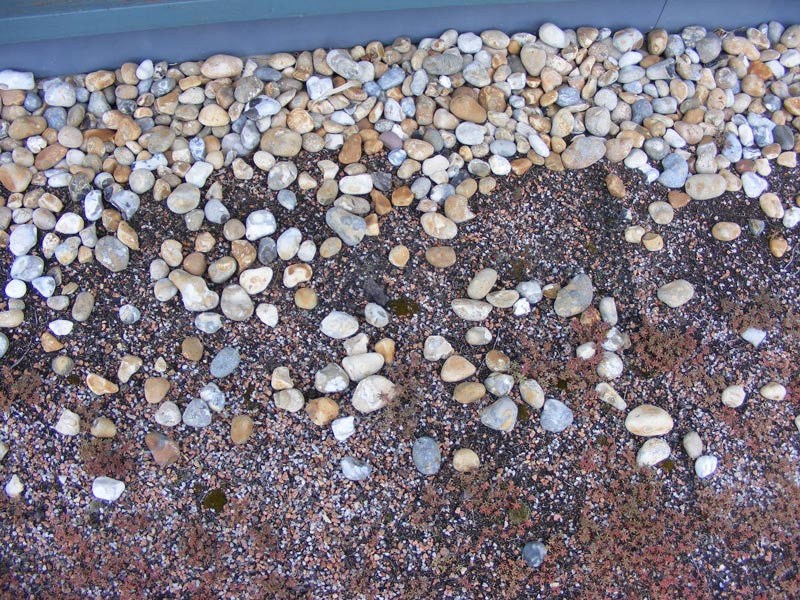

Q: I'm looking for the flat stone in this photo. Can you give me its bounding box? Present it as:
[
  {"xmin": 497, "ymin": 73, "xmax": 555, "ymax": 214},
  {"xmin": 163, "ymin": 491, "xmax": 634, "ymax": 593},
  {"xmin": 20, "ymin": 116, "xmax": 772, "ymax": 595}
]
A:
[
  {"xmin": 326, "ymin": 207, "xmax": 366, "ymax": 246},
  {"xmin": 94, "ymin": 236, "xmax": 129, "ymax": 272},
  {"xmin": 721, "ymin": 385, "xmax": 746, "ymax": 408},
  {"xmin": 561, "ymin": 137, "xmax": 606, "ymax": 169},
  {"xmin": 306, "ymin": 397, "xmax": 339, "ymax": 426},
  {"xmin": 451, "ymin": 298, "xmax": 492, "ymax": 321},
  {"xmin": 220, "ymin": 285, "xmax": 254, "ymax": 321},
  {"xmin": 695, "ymin": 455, "xmax": 718, "ymax": 478},
  {"xmin": 341, "ymin": 456, "xmax": 372, "ymax": 481},
  {"xmin": 183, "ymin": 398, "xmax": 212, "ymax": 427},
  {"xmin": 467, "ymin": 268, "xmax": 498, "ymax": 300},
  {"xmin": 154, "ymin": 401, "xmax": 181, "ymax": 427},
  {"xmin": 685, "ymin": 174, "xmax": 726, "ymax": 200},
  {"xmin": 167, "ymin": 183, "xmax": 201, "ymax": 214},
  {"xmin": 274, "ymin": 388, "xmax": 304, "ymax": 412},
  {"xmin": 55, "ymin": 408, "xmax": 80, "ymax": 435},
  {"xmin": 320, "ymin": 310, "xmax": 359, "ymax": 339},
  {"xmin": 523, "ymin": 541, "xmax": 548, "ymax": 568},
  {"xmin": 92, "ymin": 476, "xmax": 125, "ymax": 502}
]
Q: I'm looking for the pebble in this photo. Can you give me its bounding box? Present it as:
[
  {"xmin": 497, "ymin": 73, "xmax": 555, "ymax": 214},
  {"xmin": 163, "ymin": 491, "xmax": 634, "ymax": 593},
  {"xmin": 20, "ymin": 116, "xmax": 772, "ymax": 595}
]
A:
[
  {"xmin": 92, "ymin": 477, "xmax": 125, "ymax": 502},
  {"xmin": 90, "ymin": 417, "xmax": 117, "ymax": 438},
  {"xmin": 210, "ymin": 346, "xmax": 240, "ymax": 378},
  {"xmin": 695, "ymin": 455, "xmax": 718, "ymax": 478},
  {"xmin": 320, "ymin": 310, "xmax": 359, "ymax": 339},
  {"xmin": 332, "ymin": 416, "xmax": 356, "ymax": 441},
  {"xmin": 554, "ymin": 273, "xmax": 593, "ymax": 317},
  {"xmin": 440, "ymin": 355, "xmax": 476, "ymax": 382},
  {"xmin": 711, "ymin": 222, "xmax": 741, "ymax": 241},
  {"xmin": 625, "ymin": 404, "xmax": 674, "ymax": 436},
  {"xmin": 596, "ymin": 351, "xmax": 624, "ymax": 379},
  {"xmin": 412, "ymin": 436, "xmax": 442, "ymax": 475},
  {"xmin": 275, "ymin": 388, "xmax": 305, "ymax": 412},
  {"xmin": 351, "ymin": 375, "xmax": 395, "ymax": 413},
  {"xmin": 341, "ymin": 456, "xmax": 373, "ymax": 481},
  {"xmin": 657, "ymin": 279, "xmax": 695, "ymax": 307},
  {"xmin": 636, "ymin": 438, "xmax": 671, "ymax": 468},
  {"xmin": 467, "ymin": 268, "xmax": 498, "ymax": 300},
  {"xmin": 306, "ymin": 397, "xmax": 339, "ymax": 426},
  {"xmin": 480, "ymin": 396, "xmax": 518, "ymax": 432},
  {"xmin": 183, "ymin": 398, "xmax": 213, "ymax": 427},
  {"xmin": 155, "ymin": 401, "xmax": 181, "ymax": 427},
  {"xmin": 522, "ymin": 541, "xmax": 547, "ymax": 568},
  {"xmin": 540, "ymin": 399, "xmax": 574, "ymax": 432},
  {"xmin": 145, "ymin": 432, "xmax": 180, "ymax": 467},
  {"xmin": 95, "ymin": 235, "xmax": 130, "ymax": 272},
  {"xmin": 759, "ymin": 381, "xmax": 786, "ymax": 401},
  {"xmin": 452, "ymin": 448, "xmax": 480, "ymax": 473},
  {"xmin": 683, "ymin": 431, "xmax": 703, "ymax": 459},
  {"xmin": 54, "ymin": 408, "xmax": 80, "ymax": 435}
]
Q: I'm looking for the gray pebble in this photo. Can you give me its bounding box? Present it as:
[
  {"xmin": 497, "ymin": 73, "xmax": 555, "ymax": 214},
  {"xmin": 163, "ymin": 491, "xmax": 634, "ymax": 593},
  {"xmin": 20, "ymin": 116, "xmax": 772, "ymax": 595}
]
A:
[
  {"xmin": 412, "ymin": 436, "xmax": 442, "ymax": 475},
  {"xmin": 210, "ymin": 346, "xmax": 240, "ymax": 378}
]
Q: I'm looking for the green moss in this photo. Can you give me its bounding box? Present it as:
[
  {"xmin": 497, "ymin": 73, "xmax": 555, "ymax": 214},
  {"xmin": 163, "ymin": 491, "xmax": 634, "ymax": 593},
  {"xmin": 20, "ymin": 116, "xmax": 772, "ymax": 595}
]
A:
[
  {"xmin": 508, "ymin": 502, "xmax": 530, "ymax": 525},
  {"xmin": 202, "ymin": 488, "xmax": 227, "ymax": 512},
  {"xmin": 388, "ymin": 296, "xmax": 419, "ymax": 317},
  {"xmin": 555, "ymin": 378, "xmax": 568, "ymax": 391},
  {"xmin": 661, "ymin": 459, "xmax": 675, "ymax": 473},
  {"xmin": 518, "ymin": 404, "xmax": 530, "ymax": 423},
  {"xmin": 67, "ymin": 374, "xmax": 81, "ymax": 386}
]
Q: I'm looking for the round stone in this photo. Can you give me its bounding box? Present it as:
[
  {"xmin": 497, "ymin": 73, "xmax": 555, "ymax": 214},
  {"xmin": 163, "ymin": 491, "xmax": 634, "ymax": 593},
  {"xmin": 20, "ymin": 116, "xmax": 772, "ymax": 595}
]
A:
[
  {"xmin": 540, "ymin": 399, "xmax": 574, "ymax": 432},
  {"xmin": 522, "ymin": 541, "xmax": 547, "ymax": 568},
  {"xmin": 657, "ymin": 279, "xmax": 695, "ymax": 308},
  {"xmin": 695, "ymin": 455, "xmax": 718, "ymax": 478},
  {"xmin": 452, "ymin": 448, "xmax": 481, "ymax": 473},
  {"xmin": 636, "ymin": 438, "xmax": 671, "ymax": 468}
]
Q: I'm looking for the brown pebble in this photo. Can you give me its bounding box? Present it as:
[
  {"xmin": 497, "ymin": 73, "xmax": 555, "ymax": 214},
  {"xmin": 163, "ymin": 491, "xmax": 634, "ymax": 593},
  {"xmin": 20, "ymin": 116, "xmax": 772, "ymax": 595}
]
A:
[
  {"xmin": 182, "ymin": 252, "xmax": 207, "ymax": 275},
  {"xmin": 425, "ymin": 246, "xmax": 457, "ymax": 268},
  {"xmin": 453, "ymin": 381, "xmax": 486, "ymax": 404},
  {"xmin": 144, "ymin": 377, "xmax": 170, "ymax": 404},
  {"xmin": 668, "ymin": 190, "xmax": 691, "ymax": 209},
  {"xmin": 231, "ymin": 415, "xmax": 254, "ymax": 444},
  {"xmin": 605, "ymin": 174, "xmax": 626, "ymax": 198},
  {"xmin": 770, "ymin": 236, "xmax": 789, "ymax": 258},
  {"xmin": 306, "ymin": 397, "xmax": 339, "ymax": 426},
  {"xmin": 294, "ymin": 287, "xmax": 319, "ymax": 310},
  {"xmin": 145, "ymin": 432, "xmax": 180, "ymax": 467},
  {"xmin": 181, "ymin": 336, "xmax": 204, "ymax": 361},
  {"xmin": 375, "ymin": 338, "xmax": 395, "ymax": 364},
  {"xmin": 389, "ymin": 245, "xmax": 410, "ymax": 268},
  {"xmin": 41, "ymin": 332, "xmax": 64, "ymax": 352}
]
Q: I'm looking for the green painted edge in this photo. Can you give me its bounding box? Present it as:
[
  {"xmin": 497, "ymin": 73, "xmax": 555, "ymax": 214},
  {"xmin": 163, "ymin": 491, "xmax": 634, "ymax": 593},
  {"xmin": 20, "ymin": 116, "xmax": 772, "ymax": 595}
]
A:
[{"xmin": 0, "ymin": 0, "xmax": 573, "ymax": 45}]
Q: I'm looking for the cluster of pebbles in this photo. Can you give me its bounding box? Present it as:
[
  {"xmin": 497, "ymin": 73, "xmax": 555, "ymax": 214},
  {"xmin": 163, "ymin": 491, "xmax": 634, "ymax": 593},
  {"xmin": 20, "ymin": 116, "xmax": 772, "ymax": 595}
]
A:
[{"xmin": 2, "ymin": 21, "xmax": 800, "ymax": 510}]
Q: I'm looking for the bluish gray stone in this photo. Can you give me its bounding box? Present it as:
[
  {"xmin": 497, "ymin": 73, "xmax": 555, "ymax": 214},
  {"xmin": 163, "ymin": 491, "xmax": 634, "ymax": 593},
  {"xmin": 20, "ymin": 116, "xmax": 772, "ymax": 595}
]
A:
[
  {"xmin": 378, "ymin": 67, "xmax": 405, "ymax": 90},
  {"xmin": 277, "ymin": 189, "xmax": 297, "ymax": 210},
  {"xmin": 325, "ymin": 207, "xmax": 366, "ymax": 247},
  {"xmin": 631, "ymin": 99, "xmax": 653, "ymax": 124},
  {"xmin": 210, "ymin": 346, "xmax": 240, "ymax": 378},
  {"xmin": 658, "ymin": 153, "xmax": 689, "ymax": 188},
  {"xmin": 109, "ymin": 190, "xmax": 140, "ymax": 220},
  {"xmin": 412, "ymin": 436, "xmax": 442, "ymax": 475},
  {"xmin": 182, "ymin": 398, "xmax": 212, "ymax": 428},
  {"xmin": 741, "ymin": 172, "xmax": 768, "ymax": 198},
  {"xmin": 556, "ymin": 86, "xmax": 581, "ymax": 107},
  {"xmin": 540, "ymin": 399, "xmax": 574, "ymax": 432},
  {"xmin": 523, "ymin": 541, "xmax": 547, "ymax": 567},
  {"xmin": 721, "ymin": 132, "xmax": 742, "ymax": 163},
  {"xmin": 480, "ymin": 396, "xmax": 518, "ymax": 431},
  {"xmin": 258, "ymin": 237, "xmax": 278, "ymax": 264},
  {"xmin": 119, "ymin": 304, "xmax": 141, "ymax": 324},
  {"xmin": 195, "ymin": 312, "xmax": 223, "ymax": 334},
  {"xmin": 643, "ymin": 138, "xmax": 669, "ymax": 161}
]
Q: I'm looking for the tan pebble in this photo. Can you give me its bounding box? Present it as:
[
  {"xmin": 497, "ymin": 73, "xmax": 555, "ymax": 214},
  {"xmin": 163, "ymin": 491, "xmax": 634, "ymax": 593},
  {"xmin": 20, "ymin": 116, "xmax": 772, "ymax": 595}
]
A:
[
  {"xmin": 0, "ymin": 309, "xmax": 24, "ymax": 328},
  {"xmin": 453, "ymin": 381, "xmax": 486, "ymax": 404},
  {"xmin": 41, "ymin": 332, "xmax": 64, "ymax": 352},
  {"xmin": 294, "ymin": 287, "xmax": 318, "ymax": 310},
  {"xmin": 338, "ymin": 134, "xmax": 362, "ymax": 164},
  {"xmin": 182, "ymin": 252, "xmax": 207, "ymax": 275},
  {"xmin": 86, "ymin": 373, "xmax": 119, "ymax": 395},
  {"xmin": 389, "ymin": 245, "xmax": 410, "ymax": 268},
  {"xmin": 181, "ymin": 336, "xmax": 204, "ymax": 361},
  {"xmin": 90, "ymin": 417, "xmax": 117, "ymax": 438},
  {"xmin": 453, "ymin": 448, "xmax": 481, "ymax": 473},
  {"xmin": 371, "ymin": 190, "xmax": 392, "ymax": 215},
  {"xmin": 711, "ymin": 222, "xmax": 741, "ymax": 241},
  {"xmin": 117, "ymin": 354, "xmax": 143, "ymax": 383},
  {"xmin": 642, "ymin": 232, "xmax": 664, "ymax": 251},
  {"xmin": 283, "ymin": 263, "xmax": 313, "ymax": 288},
  {"xmin": 486, "ymin": 350, "xmax": 510, "ymax": 372},
  {"xmin": 542, "ymin": 284, "xmax": 560, "ymax": 299},
  {"xmin": 770, "ymin": 236, "xmax": 789, "ymax": 258},
  {"xmin": 759, "ymin": 192, "xmax": 784, "ymax": 219},
  {"xmin": 625, "ymin": 404, "xmax": 674, "ymax": 436},
  {"xmin": 648, "ymin": 201, "xmax": 674, "ymax": 225},
  {"xmin": 605, "ymin": 174, "xmax": 626, "ymax": 198},
  {"xmin": 116, "ymin": 221, "xmax": 140, "ymax": 250},
  {"xmin": 319, "ymin": 236, "xmax": 342, "ymax": 258},
  {"xmin": 305, "ymin": 397, "xmax": 340, "ymax": 426},
  {"xmin": 230, "ymin": 415, "xmax": 254, "ymax": 444},
  {"xmin": 391, "ymin": 186, "xmax": 414, "ymax": 207},
  {"xmin": 364, "ymin": 213, "xmax": 379, "ymax": 236},
  {"xmin": 265, "ymin": 368, "xmax": 292, "ymax": 393},
  {"xmin": 425, "ymin": 246, "xmax": 457, "ymax": 268},
  {"xmin": 374, "ymin": 338, "xmax": 395, "ymax": 364},
  {"xmin": 144, "ymin": 377, "xmax": 170, "ymax": 404}
]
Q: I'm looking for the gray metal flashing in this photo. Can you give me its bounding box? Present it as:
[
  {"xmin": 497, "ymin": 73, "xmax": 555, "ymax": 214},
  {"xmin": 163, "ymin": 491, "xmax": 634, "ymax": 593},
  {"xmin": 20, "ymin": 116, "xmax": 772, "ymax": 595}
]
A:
[{"xmin": 0, "ymin": 0, "xmax": 798, "ymax": 77}]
